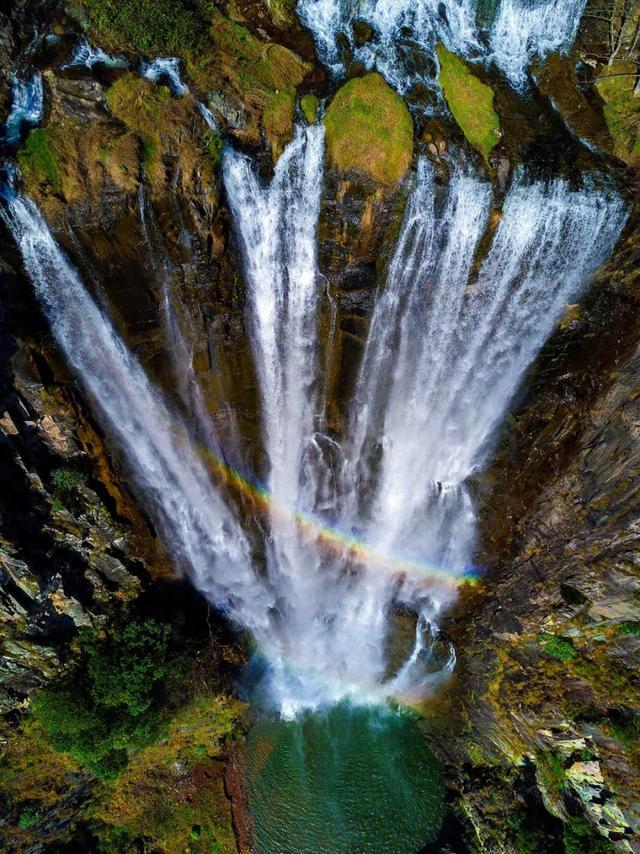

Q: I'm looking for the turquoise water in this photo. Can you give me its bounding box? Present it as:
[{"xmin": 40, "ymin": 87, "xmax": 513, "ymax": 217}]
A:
[{"xmin": 241, "ymin": 703, "xmax": 444, "ymax": 853}]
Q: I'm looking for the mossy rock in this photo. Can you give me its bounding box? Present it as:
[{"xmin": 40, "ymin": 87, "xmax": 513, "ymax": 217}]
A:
[
  {"xmin": 17, "ymin": 129, "xmax": 62, "ymax": 191},
  {"xmin": 263, "ymin": 90, "xmax": 295, "ymax": 161},
  {"xmin": 323, "ymin": 73, "xmax": 414, "ymax": 186},
  {"xmin": 437, "ymin": 44, "xmax": 500, "ymax": 163},
  {"xmin": 596, "ymin": 61, "xmax": 640, "ymax": 164},
  {"xmin": 301, "ymin": 93, "xmax": 319, "ymax": 125}
]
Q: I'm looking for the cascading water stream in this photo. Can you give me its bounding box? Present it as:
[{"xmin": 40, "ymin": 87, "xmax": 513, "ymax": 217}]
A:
[
  {"xmin": 225, "ymin": 131, "xmax": 626, "ymax": 713},
  {"xmin": 296, "ymin": 0, "xmax": 589, "ymax": 94},
  {"xmin": 1, "ymin": 74, "xmax": 43, "ymax": 149},
  {"xmin": 489, "ymin": 0, "xmax": 588, "ymax": 88},
  {"xmin": 0, "ymin": 189, "xmax": 275, "ymax": 640},
  {"xmin": 343, "ymin": 160, "xmax": 627, "ymax": 695}
]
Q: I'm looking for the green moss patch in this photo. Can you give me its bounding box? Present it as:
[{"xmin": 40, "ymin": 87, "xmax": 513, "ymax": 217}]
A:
[
  {"xmin": 596, "ymin": 62, "xmax": 640, "ymax": 163},
  {"xmin": 437, "ymin": 44, "xmax": 500, "ymax": 162},
  {"xmin": 539, "ymin": 632, "xmax": 577, "ymax": 662},
  {"xmin": 324, "ymin": 72, "xmax": 414, "ymax": 186},
  {"xmin": 17, "ymin": 128, "xmax": 62, "ymax": 191}
]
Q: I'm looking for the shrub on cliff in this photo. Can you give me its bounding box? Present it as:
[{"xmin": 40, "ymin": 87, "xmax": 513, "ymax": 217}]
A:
[{"xmin": 33, "ymin": 619, "xmax": 172, "ymax": 779}]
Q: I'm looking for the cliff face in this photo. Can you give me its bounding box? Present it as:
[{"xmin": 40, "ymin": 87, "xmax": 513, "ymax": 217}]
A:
[
  {"xmin": 1, "ymin": 0, "xmax": 640, "ymax": 851},
  {"xmin": 429, "ymin": 215, "xmax": 640, "ymax": 851}
]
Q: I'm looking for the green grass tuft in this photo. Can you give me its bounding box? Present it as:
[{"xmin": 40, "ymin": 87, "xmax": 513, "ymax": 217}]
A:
[
  {"xmin": 74, "ymin": 0, "xmax": 202, "ymax": 55},
  {"xmin": 617, "ymin": 620, "xmax": 640, "ymax": 636},
  {"xmin": 301, "ymin": 94, "xmax": 319, "ymax": 125},
  {"xmin": 17, "ymin": 805, "xmax": 40, "ymax": 830},
  {"xmin": 50, "ymin": 467, "xmax": 85, "ymax": 498}
]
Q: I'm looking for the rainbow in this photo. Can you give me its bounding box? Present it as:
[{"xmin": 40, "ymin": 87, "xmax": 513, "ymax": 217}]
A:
[{"xmin": 201, "ymin": 447, "xmax": 484, "ymax": 591}]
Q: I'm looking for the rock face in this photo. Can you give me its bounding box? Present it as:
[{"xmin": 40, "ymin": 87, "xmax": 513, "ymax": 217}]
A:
[{"xmin": 0, "ymin": 264, "xmax": 156, "ymax": 715}]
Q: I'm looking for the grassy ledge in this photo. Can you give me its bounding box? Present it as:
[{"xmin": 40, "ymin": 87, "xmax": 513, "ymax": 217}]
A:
[{"xmin": 437, "ymin": 44, "xmax": 501, "ymax": 163}]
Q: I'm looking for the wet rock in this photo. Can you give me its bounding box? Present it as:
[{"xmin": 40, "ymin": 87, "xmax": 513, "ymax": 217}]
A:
[{"xmin": 352, "ymin": 19, "xmax": 375, "ymax": 47}]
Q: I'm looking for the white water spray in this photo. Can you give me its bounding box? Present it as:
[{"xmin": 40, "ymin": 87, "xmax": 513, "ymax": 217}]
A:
[
  {"xmin": 140, "ymin": 57, "xmax": 189, "ymax": 95},
  {"xmin": 61, "ymin": 38, "xmax": 129, "ymax": 71},
  {"xmin": 490, "ymin": 0, "xmax": 588, "ymax": 88},
  {"xmin": 4, "ymin": 112, "xmax": 626, "ymax": 716}
]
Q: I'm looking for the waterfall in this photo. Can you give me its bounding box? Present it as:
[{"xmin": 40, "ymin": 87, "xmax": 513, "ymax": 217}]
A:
[
  {"xmin": 345, "ymin": 162, "xmax": 627, "ymax": 690},
  {"xmin": 490, "ymin": 0, "xmax": 588, "ymax": 88},
  {"xmin": 224, "ymin": 132, "xmax": 626, "ymax": 713},
  {"xmin": 296, "ymin": 0, "xmax": 588, "ymax": 95},
  {"xmin": 2, "ymin": 75, "xmax": 43, "ymax": 149},
  {"xmin": 0, "ymin": 189, "xmax": 275, "ymax": 638},
  {"xmin": 61, "ymin": 38, "xmax": 130, "ymax": 71},
  {"xmin": 223, "ymin": 124, "xmax": 325, "ymax": 557},
  {"xmin": 4, "ymin": 113, "xmax": 626, "ymax": 716},
  {"xmin": 139, "ymin": 57, "xmax": 189, "ymax": 95}
]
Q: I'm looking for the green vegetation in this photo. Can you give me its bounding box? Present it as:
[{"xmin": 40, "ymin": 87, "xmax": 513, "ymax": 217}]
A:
[
  {"xmin": 264, "ymin": 0, "xmax": 297, "ymax": 26},
  {"xmin": 201, "ymin": 7, "xmax": 308, "ymax": 93},
  {"xmin": 617, "ymin": 620, "xmax": 640, "ymax": 636},
  {"xmin": 301, "ymin": 94, "xmax": 319, "ymax": 124},
  {"xmin": 33, "ymin": 620, "xmax": 172, "ymax": 779},
  {"xmin": 536, "ymin": 751, "xmax": 566, "ymax": 798},
  {"xmin": 263, "ymin": 90, "xmax": 295, "ymax": 161},
  {"xmin": 51, "ymin": 467, "xmax": 86, "ymax": 498},
  {"xmin": 596, "ymin": 62, "xmax": 640, "ymax": 163},
  {"xmin": 72, "ymin": 0, "xmax": 202, "ymax": 54},
  {"xmin": 17, "ymin": 128, "xmax": 61, "ymax": 190},
  {"xmin": 1, "ymin": 617, "xmax": 246, "ymax": 851},
  {"xmin": 563, "ymin": 815, "xmax": 614, "ymax": 854},
  {"xmin": 106, "ymin": 74, "xmax": 176, "ymax": 177},
  {"xmin": 74, "ymin": 1, "xmax": 310, "ymax": 147},
  {"xmin": 91, "ymin": 691, "xmax": 244, "ymax": 851},
  {"xmin": 607, "ymin": 714, "xmax": 640, "ymax": 752},
  {"xmin": 204, "ymin": 129, "xmax": 223, "ymax": 167},
  {"xmin": 106, "ymin": 74, "xmax": 171, "ymax": 144},
  {"xmin": 18, "ymin": 805, "xmax": 40, "ymax": 829},
  {"xmin": 324, "ymin": 73, "xmax": 414, "ymax": 186},
  {"xmin": 505, "ymin": 809, "xmax": 558, "ymax": 854},
  {"xmin": 437, "ymin": 44, "xmax": 500, "ymax": 162},
  {"xmin": 540, "ymin": 632, "xmax": 577, "ymax": 662}
]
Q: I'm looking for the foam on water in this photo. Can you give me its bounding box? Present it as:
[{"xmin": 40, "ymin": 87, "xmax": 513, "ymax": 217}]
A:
[{"xmin": 140, "ymin": 57, "xmax": 189, "ymax": 95}]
